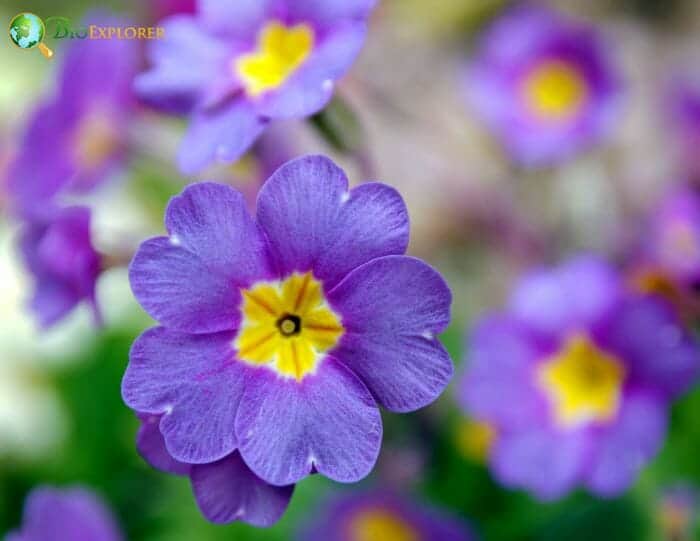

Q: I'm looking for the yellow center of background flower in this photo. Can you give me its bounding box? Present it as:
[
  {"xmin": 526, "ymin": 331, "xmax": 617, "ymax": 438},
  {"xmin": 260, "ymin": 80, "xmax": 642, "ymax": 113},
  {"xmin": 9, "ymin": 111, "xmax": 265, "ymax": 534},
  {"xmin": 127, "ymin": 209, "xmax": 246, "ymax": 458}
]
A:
[
  {"xmin": 349, "ymin": 510, "xmax": 420, "ymax": 541},
  {"xmin": 235, "ymin": 21, "xmax": 314, "ymax": 97},
  {"xmin": 73, "ymin": 108, "xmax": 120, "ymax": 170},
  {"xmin": 235, "ymin": 272, "xmax": 344, "ymax": 380},
  {"xmin": 537, "ymin": 334, "xmax": 625, "ymax": 428},
  {"xmin": 456, "ymin": 418, "xmax": 497, "ymax": 463},
  {"xmin": 522, "ymin": 60, "xmax": 588, "ymax": 120}
]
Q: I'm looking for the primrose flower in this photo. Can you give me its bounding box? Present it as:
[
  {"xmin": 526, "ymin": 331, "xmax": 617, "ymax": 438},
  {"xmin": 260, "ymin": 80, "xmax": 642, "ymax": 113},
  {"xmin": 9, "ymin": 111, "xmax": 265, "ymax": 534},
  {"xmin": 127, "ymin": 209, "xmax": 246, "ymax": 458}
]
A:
[
  {"xmin": 657, "ymin": 484, "xmax": 699, "ymax": 540},
  {"xmin": 8, "ymin": 14, "xmax": 138, "ymax": 218},
  {"xmin": 643, "ymin": 186, "xmax": 700, "ymax": 287},
  {"xmin": 7, "ymin": 486, "xmax": 122, "ymax": 541},
  {"xmin": 299, "ymin": 490, "xmax": 476, "ymax": 541},
  {"xmin": 135, "ymin": 0, "xmax": 376, "ymax": 173},
  {"xmin": 669, "ymin": 75, "xmax": 700, "ymax": 176},
  {"xmin": 137, "ymin": 414, "xmax": 294, "ymax": 525},
  {"xmin": 465, "ymin": 5, "xmax": 621, "ymax": 167},
  {"xmin": 123, "ymin": 155, "xmax": 453, "ymax": 491},
  {"xmin": 19, "ymin": 206, "xmax": 102, "ymax": 329},
  {"xmin": 459, "ymin": 256, "xmax": 700, "ymax": 500}
]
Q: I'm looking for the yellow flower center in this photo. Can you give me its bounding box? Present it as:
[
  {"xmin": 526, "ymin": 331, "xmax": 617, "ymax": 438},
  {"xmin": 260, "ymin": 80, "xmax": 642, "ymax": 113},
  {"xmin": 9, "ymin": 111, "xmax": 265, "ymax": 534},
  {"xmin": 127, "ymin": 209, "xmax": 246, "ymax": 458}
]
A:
[
  {"xmin": 234, "ymin": 272, "xmax": 344, "ymax": 381},
  {"xmin": 349, "ymin": 510, "xmax": 420, "ymax": 541},
  {"xmin": 456, "ymin": 418, "xmax": 497, "ymax": 463},
  {"xmin": 235, "ymin": 20, "xmax": 314, "ymax": 97},
  {"xmin": 521, "ymin": 60, "xmax": 588, "ymax": 121},
  {"xmin": 73, "ymin": 107, "xmax": 120, "ymax": 170},
  {"xmin": 537, "ymin": 334, "xmax": 626, "ymax": 429}
]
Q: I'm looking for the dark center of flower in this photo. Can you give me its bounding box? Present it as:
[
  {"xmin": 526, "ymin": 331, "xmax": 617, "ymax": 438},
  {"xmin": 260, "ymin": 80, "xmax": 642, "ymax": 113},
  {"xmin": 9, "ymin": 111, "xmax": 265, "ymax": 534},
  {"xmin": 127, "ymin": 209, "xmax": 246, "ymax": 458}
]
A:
[{"xmin": 277, "ymin": 313, "xmax": 302, "ymax": 337}]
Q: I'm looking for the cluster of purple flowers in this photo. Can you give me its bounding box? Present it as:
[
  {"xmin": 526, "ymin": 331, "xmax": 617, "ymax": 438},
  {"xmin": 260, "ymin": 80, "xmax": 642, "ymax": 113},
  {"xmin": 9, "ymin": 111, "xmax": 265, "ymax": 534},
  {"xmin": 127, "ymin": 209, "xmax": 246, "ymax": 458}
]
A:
[
  {"xmin": 6, "ymin": 14, "xmax": 139, "ymax": 328},
  {"xmin": 8, "ymin": 0, "xmax": 700, "ymax": 536}
]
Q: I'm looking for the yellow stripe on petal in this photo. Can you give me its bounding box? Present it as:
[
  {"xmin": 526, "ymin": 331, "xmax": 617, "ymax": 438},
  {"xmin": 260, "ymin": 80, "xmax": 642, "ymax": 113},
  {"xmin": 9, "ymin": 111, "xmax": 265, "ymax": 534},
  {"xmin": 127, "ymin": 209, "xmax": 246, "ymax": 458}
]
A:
[
  {"xmin": 304, "ymin": 307, "xmax": 345, "ymax": 351},
  {"xmin": 240, "ymin": 284, "xmax": 283, "ymax": 323},
  {"xmin": 276, "ymin": 338, "xmax": 316, "ymax": 381},
  {"xmin": 235, "ymin": 325, "xmax": 281, "ymax": 365}
]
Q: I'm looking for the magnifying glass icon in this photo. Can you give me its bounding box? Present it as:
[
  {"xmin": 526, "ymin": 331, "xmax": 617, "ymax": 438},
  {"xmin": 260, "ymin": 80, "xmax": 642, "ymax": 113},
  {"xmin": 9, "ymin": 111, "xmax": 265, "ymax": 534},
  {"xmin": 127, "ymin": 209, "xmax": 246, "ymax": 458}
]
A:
[{"xmin": 8, "ymin": 12, "xmax": 54, "ymax": 59}]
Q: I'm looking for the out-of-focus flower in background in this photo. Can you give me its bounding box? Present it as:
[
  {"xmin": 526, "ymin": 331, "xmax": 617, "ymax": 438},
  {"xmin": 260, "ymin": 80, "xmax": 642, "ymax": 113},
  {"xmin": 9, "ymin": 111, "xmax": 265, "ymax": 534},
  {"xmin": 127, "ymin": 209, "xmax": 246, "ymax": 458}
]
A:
[
  {"xmin": 459, "ymin": 256, "xmax": 700, "ymax": 500},
  {"xmin": 628, "ymin": 184, "xmax": 700, "ymax": 321},
  {"xmin": 136, "ymin": 0, "xmax": 376, "ymax": 174},
  {"xmin": 136, "ymin": 414, "xmax": 294, "ymax": 526},
  {"xmin": 656, "ymin": 484, "xmax": 699, "ymax": 541},
  {"xmin": 6, "ymin": 486, "xmax": 123, "ymax": 541},
  {"xmin": 668, "ymin": 73, "xmax": 700, "ymax": 179},
  {"xmin": 455, "ymin": 418, "xmax": 497, "ymax": 464},
  {"xmin": 299, "ymin": 490, "xmax": 477, "ymax": 541},
  {"xmin": 19, "ymin": 206, "xmax": 102, "ymax": 329},
  {"xmin": 464, "ymin": 4, "xmax": 622, "ymax": 167},
  {"xmin": 122, "ymin": 155, "xmax": 453, "ymax": 522},
  {"xmin": 7, "ymin": 13, "xmax": 139, "ymax": 218}
]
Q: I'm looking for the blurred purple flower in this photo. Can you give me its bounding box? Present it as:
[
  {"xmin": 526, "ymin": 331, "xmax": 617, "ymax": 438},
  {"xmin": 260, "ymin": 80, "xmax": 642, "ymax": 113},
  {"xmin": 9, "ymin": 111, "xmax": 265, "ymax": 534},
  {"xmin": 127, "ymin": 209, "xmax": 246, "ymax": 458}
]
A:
[
  {"xmin": 645, "ymin": 185, "xmax": 700, "ymax": 286},
  {"xmin": 122, "ymin": 155, "xmax": 453, "ymax": 490},
  {"xmin": 136, "ymin": 414, "xmax": 294, "ymax": 526},
  {"xmin": 19, "ymin": 206, "xmax": 102, "ymax": 329},
  {"xmin": 8, "ymin": 13, "xmax": 138, "ymax": 218},
  {"xmin": 465, "ymin": 4, "xmax": 622, "ymax": 167},
  {"xmin": 7, "ymin": 486, "xmax": 122, "ymax": 541},
  {"xmin": 669, "ymin": 75, "xmax": 700, "ymax": 177},
  {"xmin": 135, "ymin": 0, "xmax": 376, "ymax": 173},
  {"xmin": 299, "ymin": 490, "xmax": 477, "ymax": 541},
  {"xmin": 459, "ymin": 256, "xmax": 700, "ymax": 500},
  {"xmin": 148, "ymin": 0, "xmax": 195, "ymax": 21},
  {"xmin": 657, "ymin": 484, "xmax": 699, "ymax": 540}
]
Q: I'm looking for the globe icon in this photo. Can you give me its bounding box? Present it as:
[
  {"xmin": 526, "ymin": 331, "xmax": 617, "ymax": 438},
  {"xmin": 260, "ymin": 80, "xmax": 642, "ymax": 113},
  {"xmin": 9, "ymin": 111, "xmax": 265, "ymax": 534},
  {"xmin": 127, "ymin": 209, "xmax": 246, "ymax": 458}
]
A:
[{"xmin": 9, "ymin": 12, "xmax": 53, "ymax": 58}]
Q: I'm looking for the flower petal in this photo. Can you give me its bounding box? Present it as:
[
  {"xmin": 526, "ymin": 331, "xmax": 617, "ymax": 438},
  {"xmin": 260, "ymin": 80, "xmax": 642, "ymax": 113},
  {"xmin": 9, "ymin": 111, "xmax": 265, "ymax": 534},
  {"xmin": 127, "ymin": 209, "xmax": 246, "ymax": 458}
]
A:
[
  {"xmin": 585, "ymin": 390, "xmax": 666, "ymax": 497},
  {"xmin": 459, "ymin": 314, "xmax": 549, "ymax": 430},
  {"xmin": 287, "ymin": 0, "xmax": 377, "ymax": 26},
  {"xmin": 134, "ymin": 15, "xmax": 227, "ymax": 113},
  {"xmin": 19, "ymin": 487, "xmax": 122, "ymax": 541},
  {"xmin": 255, "ymin": 22, "xmax": 367, "ymax": 119},
  {"xmin": 257, "ymin": 155, "xmax": 409, "ymax": 289},
  {"xmin": 177, "ymin": 102, "xmax": 267, "ymax": 174},
  {"xmin": 328, "ymin": 256, "xmax": 453, "ymax": 412},
  {"xmin": 509, "ymin": 255, "xmax": 620, "ymax": 340},
  {"xmin": 236, "ymin": 356, "xmax": 382, "ymax": 485},
  {"xmin": 191, "ymin": 452, "xmax": 294, "ymax": 526},
  {"xmin": 198, "ymin": 0, "xmax": 276, "ymax": 40},
  {"xmin": 491, "ymin": 427, "xmax": 592, "ymax": 501},
  {"xmin": 600, "ymin": 297, "xmax": 700, "ymax": 398},
  {"xmin": 130, "ymin": 182, "xmax": 272, "ymax": 333},
  {"xmin": 136, "ymin": 414, "xmax": 190, "ymax": 476},
  {"xmin": 122, "ymin": 327, "xmax": 244, "ymax": 463}
]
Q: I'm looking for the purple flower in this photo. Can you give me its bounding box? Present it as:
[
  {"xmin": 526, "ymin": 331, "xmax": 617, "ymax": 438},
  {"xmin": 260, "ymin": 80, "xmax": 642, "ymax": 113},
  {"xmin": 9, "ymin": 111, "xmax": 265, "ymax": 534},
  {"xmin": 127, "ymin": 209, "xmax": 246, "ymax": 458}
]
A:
[
  {"xmin": 669, "ymin": 74, "xmax": 700, "ymax": 176},
  {"xmin": 136, "ymin": 414, "xmax": 294, "ymax": 526},
  {"xmin": 644, "ymin": 185, "xmax": 700, "ymax": 286},
  {"xmin": 657, "ymin": 484, "xmax": 699, "ymax": 540},
  {"xmin": 19, "ymin": 206, "xmax": 102, "ymax": 329},
  {"xmin": 8, "ymin": 14, "xmax": 138, "ymax": 218},
  {"xmin": 299, "ymin": 490, "xmax": 476, "ymax": 541},
  {"xmin": 135, "ymin": 0, "xmax": 376, "ymax": 173},
  {"xmin": 7, "ymin": 486, "xmax": 122, "ymax": 541},
  {"xmin": 459, "ymin": 256, "xmax": 700, "ymax": 500},
  {"xmin": 123, "ymin": 155, "xmax": 453, "ymax": 491},
  {"xmin": 465, "ymin": 4, "xmax": 621, "ymax": 167}
]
